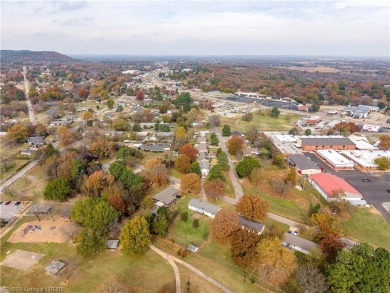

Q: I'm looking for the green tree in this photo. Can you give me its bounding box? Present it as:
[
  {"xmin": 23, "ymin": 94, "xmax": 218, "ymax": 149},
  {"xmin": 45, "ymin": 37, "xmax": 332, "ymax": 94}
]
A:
[
  {"xmin": 43, "ymin": 178, "xmax": 71, "ymax": 201},
  {"xmin": 187, "ymin": 161, "xmax": 201, "ymax": 176},
  {"xmin": 272, "ymin": 154, "xmax": 285, "ymax": 169},
  {"xmin": 120, "ymin": 216, "xmax": 151, "ymax": 256},
  {"xmin": 270, "ymin": 107, "xmax": 280, "ymax": 118},
  {"xmin": 107, "ymin": 98, "xmax": 114, "ymax": 109},
  {"xmin": 112, "ymin": 119, "xmax": 129, "ymax": 131},
  {"xmin": 133, "ymin": 123, "xmax": 141, "ymax": 132},
  {"xmin": 208, "ymin": 165, "xmax": 225, "ymax": 181},
  {"xmin": 374, "ymin": 156, "xmax": 390, "ymax": 170},
  {"xmin": 327, "ymin": 243, "xmax": 390, "ymax": 293},
  {"xmin": 217, "ymin": 151, "xmax": 229, "ymax": 170},
  {"xmin": 222, "ymin": 125, "xmax": 232, "ymax": 136},
  {"xmin": 152, "ymin": 214, "xmax": 168, "ymax": 237},
  {"xmin": 305, "ymin": 129, "xmax": 312, "ymax": 136},
  {"xmin": 236, "ymin": 157, "xmax": 261, "ymax": 178},
  {"xmin": 210, "ymin": 133, "xmax": 219, "ymax": 145}
]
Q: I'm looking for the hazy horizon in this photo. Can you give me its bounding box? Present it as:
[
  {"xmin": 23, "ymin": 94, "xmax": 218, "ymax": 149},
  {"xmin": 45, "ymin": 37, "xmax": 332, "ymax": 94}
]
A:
[{"xmin": 2, "ymin": 0, "xmax": 389, "ymax": 57}]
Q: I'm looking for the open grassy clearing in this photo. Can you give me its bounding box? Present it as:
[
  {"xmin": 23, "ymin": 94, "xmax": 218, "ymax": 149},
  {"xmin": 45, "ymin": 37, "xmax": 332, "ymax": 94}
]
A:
[
  {"xmin": 242, "ymin": 180, "xmax": 310, "ymax": 223},
  {"xmin": 0, "ymin": 159, "xmax": 30, "ymax": 181},
  {"xmin": 1, "ymin": 216, "xmax": 175, "ymax": 292},
  {"xmin": 3, "ymin": 165, "xmax": 48, "ymax": 201},
  {"xmin": 177, "ymin": 263, "xmax": 222, "ymax": 293},
  {"xmin": 155, "ymin": 239, "xmax": 274, "ymax": 293},
  {"xmin": 341, "ymin": 208, "xmax": 390, "ymax": 250},
  {"xmin": 219, "ymin": 112, "xmax": 302, "ymax": 132},
  {"xmin": 169, "ymin": 168, "xmax": 184, "ymax": 180},
  {"xmin": 0, "ymin": 140, "xmax": 28, "ymax": 158}
]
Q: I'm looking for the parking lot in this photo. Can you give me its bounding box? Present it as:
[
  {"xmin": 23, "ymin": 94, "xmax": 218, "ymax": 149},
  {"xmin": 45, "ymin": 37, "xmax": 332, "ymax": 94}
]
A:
[
  {"xmin": 0, "ymin": 201, "xmax": 24, "ymax": 223},
  {"xmin": 226, "ymin": 96, "xmax": 299, "ymax": 111},
  {"xmin": 303, "ymin": 152, "xmax": 390, "ymax": 224}
]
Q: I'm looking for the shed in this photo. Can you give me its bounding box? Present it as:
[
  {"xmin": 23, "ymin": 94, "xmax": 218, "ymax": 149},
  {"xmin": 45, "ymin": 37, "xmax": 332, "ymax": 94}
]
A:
[
  {"xmin": 45, "ymin": 260, "xmax": 66, "ymax": 275},
  {"xmin": 188, "ymin": 244, "xmax": 199, "ymax": 253},
  {"xmin": 106, "ymin": 240, "xmax": 119, "ymax": 250}
]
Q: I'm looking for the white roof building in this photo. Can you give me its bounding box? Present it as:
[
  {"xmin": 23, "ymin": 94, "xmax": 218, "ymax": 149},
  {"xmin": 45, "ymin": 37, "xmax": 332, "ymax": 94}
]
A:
[
  {"xmin": 339, "ymin": 150, "xmax": 390, "ymax": 169},
  {"xmin": 316, "ymin": 149, "xmax": 354, "ymax": 169},
  {"xmin": 348, "ymin": 134, "xmax": 378, "ymax": 150}
]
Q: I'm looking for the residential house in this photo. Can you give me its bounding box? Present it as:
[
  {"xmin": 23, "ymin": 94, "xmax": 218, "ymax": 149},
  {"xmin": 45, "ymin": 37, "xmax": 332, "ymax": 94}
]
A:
[
  {"xmin": 282, "ymin": 233, "xmax": 318, "ymax": 255},
  {"xmin": 153, "ymin": 187, "xmax": 180, "ymax": 207},
  {"xmin": 239, "ymin": 216, "xmax": 265, "ymax": 235},
  {"xmin": 188, "ymin": 199, "xmax": 221, "ymax": 218},
  {"xmin": 27, "ymin": 136, "xmax": 45, "ymax": 148}
]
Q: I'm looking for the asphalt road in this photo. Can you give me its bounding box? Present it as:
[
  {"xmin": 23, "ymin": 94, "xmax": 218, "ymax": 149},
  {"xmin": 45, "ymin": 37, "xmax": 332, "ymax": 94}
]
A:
[{"xmin": 23, "ymin": 66, "xmax": 36, "ymax": 125}]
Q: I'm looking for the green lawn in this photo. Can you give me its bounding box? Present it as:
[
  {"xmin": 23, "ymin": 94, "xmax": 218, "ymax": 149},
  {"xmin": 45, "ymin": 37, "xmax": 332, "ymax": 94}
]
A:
[
  {"xmin": 243, "ymin": 184, "xmax": 310, "ymax": 223},
  {"xmin": 1, "ymin": 218, "xmax": 174, "ymax": 293},
  {"xmin": 219, "ymin": 112, "xmax": 302, "ymax": 132},
  {"xmin": 170, "ymin": 210, "xmax": 211, "ymax": 246},
  {"xmin": 169, "ymin": 169, "xmax": 184, "ymax": 180},
  {"xmin": 341, "ymin": 208, "xmax": 390, "ymax": 250}
]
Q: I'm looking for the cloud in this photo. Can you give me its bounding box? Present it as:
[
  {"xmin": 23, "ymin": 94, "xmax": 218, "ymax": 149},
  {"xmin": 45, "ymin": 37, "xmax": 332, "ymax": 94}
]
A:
[{"xmin": 60, "ymin": 17, "xmax": 94, "ymax": 26}]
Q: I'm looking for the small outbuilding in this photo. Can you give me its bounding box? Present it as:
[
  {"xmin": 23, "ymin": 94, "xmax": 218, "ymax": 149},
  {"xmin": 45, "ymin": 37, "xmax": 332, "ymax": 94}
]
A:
[
  {"xmin": 106, "ymin": 240, "xmax": 119, "ymax": 250},
  {"xmin": 287, "ymin": 154, "xmax": 321, "ymax": 175},
  {"xmin": 45, "ymin": 260, "xmax": 66, "ymax": 275},
  {"xmin": 188, "ymin": 243, "xmax": 199, "ymax": 253}
]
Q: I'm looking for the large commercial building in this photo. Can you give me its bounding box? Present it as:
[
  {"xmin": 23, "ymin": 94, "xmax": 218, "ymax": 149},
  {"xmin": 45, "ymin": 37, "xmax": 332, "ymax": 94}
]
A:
[
  {"xmin": 308, "ymin": 173, "xmax": 364, "ymax": 204},
  {"xmin": 339, "ymin": 150, "xmax": 390, "ymax": 171},
  {"xmin": 316, "ymin": 149, "xmax": 355, "ymax": 170},
  {"xmin": 297, "ymin": 135, "xmax": 356, "ymax": 151}
]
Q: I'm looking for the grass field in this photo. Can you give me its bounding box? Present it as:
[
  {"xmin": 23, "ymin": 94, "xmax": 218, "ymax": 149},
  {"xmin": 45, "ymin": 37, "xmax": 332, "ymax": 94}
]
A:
[
  {"xmin": 243, "ymin": 182, "xmax": 310, "ymax": 223},
  {"xmin": 1, "ymin": 217, "xmax": 174, "ymax": 293},
  {"xmin": 219, "ymin": 112, "xmax": 302, "ymax": 132},
  {"xmin": 341, "ymin": 208, "xmax": 390, "ymax": 250},
  {"xmin": 2, "ymin": 165, "xmax": 48, "ymax": 201}
]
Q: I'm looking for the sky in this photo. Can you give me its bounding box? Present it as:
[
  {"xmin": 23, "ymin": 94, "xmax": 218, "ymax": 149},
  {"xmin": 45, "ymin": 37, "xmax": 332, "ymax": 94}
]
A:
[{"xmin": 1, "ymin": 0, "xmax": 389, "ymax": 57}]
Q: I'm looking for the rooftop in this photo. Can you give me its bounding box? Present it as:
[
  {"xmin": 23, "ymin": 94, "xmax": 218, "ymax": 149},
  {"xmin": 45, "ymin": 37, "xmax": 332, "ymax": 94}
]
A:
[
  {"xmin": 299, "ymin": 135, "xmax": 355, "ymax": 146},
  {"xmin": 339, "ymin": 150, "xmax": 390, "ymax": 168},
  {"xmin": 239, "ymin": 216, "xmax": 265, "ymax": 233},
  {"xmin": 288, "ymin": 154, "xmax": 321, "ymax": 171},
  {"xmin": 309, "ymin": 173, "xmax": 361, "ymax": 197},
  {"xmin": 153, "ymin": 186, "xmax": 179, "ymax": 205},
  {"xmin": 316, "ymin": 149, "xmax": 355, "ymax": 167},
  {"xmin": 45, "ymin": 260, "xmax": 66, "ymax": 275},
  {"xmin": 188, "ymin": 198, "xmax": 221, "ymax": 215}
]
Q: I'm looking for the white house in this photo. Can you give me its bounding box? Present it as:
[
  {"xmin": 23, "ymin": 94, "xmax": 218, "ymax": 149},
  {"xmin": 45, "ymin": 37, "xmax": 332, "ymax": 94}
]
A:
[{"xmin": 188, "ymin": 199, "xmax": 221, "ymax": 218}]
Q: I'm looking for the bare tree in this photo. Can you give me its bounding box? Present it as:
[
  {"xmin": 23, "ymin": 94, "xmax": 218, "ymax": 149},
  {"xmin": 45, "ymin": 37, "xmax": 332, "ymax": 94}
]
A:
[
  {"xmin": 269, "ymin": 177, "xmax": 291, "ymax": 199},
  {"xmin": 296, "ymin": 264, "xmax": 328, "ymax": 293},
  {"xmin": 60, "ymin": 222, "xmax": 80, "ymax": 243}
]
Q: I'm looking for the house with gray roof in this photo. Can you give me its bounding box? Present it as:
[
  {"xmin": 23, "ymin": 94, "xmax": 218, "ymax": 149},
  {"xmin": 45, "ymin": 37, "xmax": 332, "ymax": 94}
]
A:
[
  {"xmin": 288, "ymin": 154, "xmax": 321, "ymax": 175},
  {"xmin": 199, "ymin": 161, "xmax": 210, "ymax": 177},
  {"xmin": 153, "ymin": 187, "xmax": 180, "ymax": 207},
  {"xmin": 239, "ymin": 216, "xmax": 265, "ymax": 235},
  {"xmin": 282, "ymin": 233, "xmax": 318, "ymax": 255},
  {"xmin": 188, "ymin": 199, "xmax": 221, "ymax": 218},
  {"xmin": 27, "ymin": 136, "xmax": 45, "ymax": 147}
]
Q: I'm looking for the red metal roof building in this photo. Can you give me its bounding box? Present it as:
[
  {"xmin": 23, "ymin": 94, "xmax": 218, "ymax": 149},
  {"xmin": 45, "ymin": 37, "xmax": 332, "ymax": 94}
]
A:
[{"xmin": 308, "ymin": 173, "xmax": 362, "ymax": 202}]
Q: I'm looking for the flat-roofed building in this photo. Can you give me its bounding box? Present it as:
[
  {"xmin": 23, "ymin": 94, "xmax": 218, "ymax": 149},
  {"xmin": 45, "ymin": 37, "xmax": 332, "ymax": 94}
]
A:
[
  {"xmin": 339, "ymin": 150, "xmax": 390, "ymax": 171},
  {"xmin": 287, "ymin": 154, "xmax": 322, "ymax": 175},
  {"xmin": 348, "ymin": 134, "xmax": 378, "ymax": 150},
  {"xmin": 297, "ymin": 135, "xmax": 356, "ymax": 151},
  {"xmin": 263, "ymin": 132, "xmax": 302, "ymax": 156},
  {"xmin": 316, "ymin": 149, "xmax": 355, "ymax": 170}
]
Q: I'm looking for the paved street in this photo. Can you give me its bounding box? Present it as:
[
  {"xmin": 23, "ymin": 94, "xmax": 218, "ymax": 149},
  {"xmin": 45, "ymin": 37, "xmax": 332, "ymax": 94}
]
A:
[{"xmin": 23, "ymin": 66, "xmax": 36, "ymax": 125}]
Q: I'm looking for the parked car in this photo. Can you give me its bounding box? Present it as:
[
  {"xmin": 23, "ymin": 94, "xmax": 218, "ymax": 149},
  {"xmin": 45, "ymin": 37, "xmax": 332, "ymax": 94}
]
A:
[
  {"xmin": 5, "ymin": 201, "xmax": 12, "ymax": 205},
  {"xmin": 0, "ymin": 201, "xmax": 3, "ymax": 205},
  {"xmin": 15, "ymin": 201, "xmax": 21, "ymax": 206}
]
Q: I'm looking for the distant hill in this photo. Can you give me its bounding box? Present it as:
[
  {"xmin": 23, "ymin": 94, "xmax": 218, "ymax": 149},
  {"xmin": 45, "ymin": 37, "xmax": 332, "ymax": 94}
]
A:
[{"xmin": 0, "ymin": 50, "xmax": 77, "ymax": 63}]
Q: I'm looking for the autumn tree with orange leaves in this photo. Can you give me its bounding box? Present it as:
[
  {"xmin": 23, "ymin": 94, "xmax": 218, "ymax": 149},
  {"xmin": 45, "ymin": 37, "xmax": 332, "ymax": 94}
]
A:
[
  {"xmin": 211, "ymin": 209, "xmax": 241, "ymax": 244},
  {"xmin": 227, "ymin": 135, "xmax": 245, "ymax": 156},
  {"xmin": 82, "ymin": 170, "xmax": 115, "ymax": 197},
  {"xmin": 204, "ymin": 179, "xmax": 225, "ymax": 201},
  {"xmin": 145, "ymin": 159, "xmax": 168, "ymax": 186},
  {"xmin": 180, "ymin": 173, "xmax": 201, "ymax": 195},
  {"xmin": 236, "ymin": 194, "xmax": 269, "ymax": 221}
]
